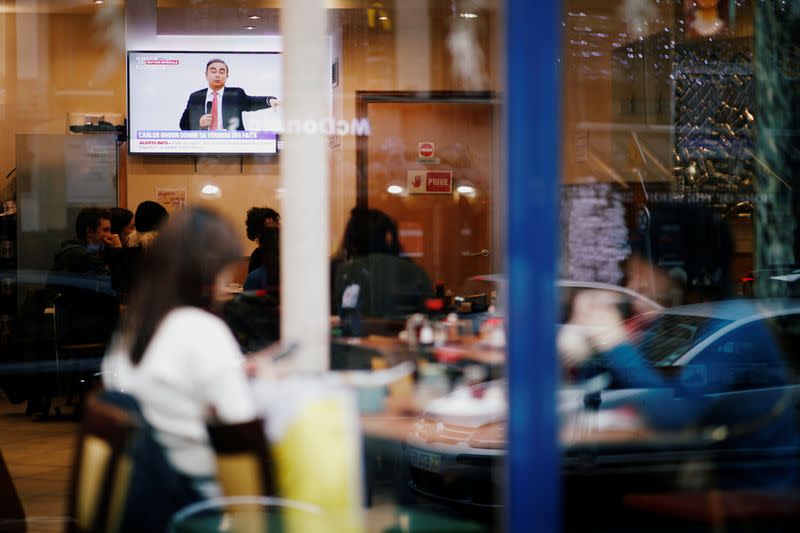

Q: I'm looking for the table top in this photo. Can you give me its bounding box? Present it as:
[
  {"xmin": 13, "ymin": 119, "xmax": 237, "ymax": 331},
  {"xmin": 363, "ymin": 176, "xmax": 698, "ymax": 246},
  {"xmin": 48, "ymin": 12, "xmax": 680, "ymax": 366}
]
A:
[
  {"xmin": 361, "ymin": 408, "xmax": 700, "ymax": 452},
  {"xmin": 360, "ymin": 395, "xmax": 701, "ymax": 452},
  {"xmin": 334, "ymin": 335, "xmax": 506, "ymax": 367}
]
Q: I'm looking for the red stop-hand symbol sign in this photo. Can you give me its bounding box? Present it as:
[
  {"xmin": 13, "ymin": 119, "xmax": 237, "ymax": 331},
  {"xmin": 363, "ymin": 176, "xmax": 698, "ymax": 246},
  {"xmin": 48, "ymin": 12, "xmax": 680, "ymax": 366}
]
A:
[
  {"xmin": 419, "ymin": 142, "xmax": 434, "ymax": 158},
  {"xmin": 412, "ymin": 175, "xmax": 423, "ymax": 188}
]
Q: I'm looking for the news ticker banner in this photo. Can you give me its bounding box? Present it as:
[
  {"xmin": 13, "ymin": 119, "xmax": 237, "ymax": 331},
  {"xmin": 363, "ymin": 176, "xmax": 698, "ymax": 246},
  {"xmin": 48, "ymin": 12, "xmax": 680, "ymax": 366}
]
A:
[{"xmin": 131, "ymin": 130, "xmax": 278, "ymax": 153}]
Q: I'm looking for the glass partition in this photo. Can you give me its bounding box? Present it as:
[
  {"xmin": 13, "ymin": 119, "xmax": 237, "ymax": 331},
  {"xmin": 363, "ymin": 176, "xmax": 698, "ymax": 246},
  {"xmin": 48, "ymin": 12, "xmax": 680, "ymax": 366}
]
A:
[{"xmin": 2, "ymin": 1, "xmax": 799, "ymax": 532}]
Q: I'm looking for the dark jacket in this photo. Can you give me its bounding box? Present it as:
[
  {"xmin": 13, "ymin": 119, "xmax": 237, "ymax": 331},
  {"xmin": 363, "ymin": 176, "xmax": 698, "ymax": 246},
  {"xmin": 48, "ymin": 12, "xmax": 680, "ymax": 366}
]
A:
[
  {"xmin": 179, "ymin": 87, "xmax": 275, "ymax": 131},
  {"xmin": 248, "ymin": 247, "xmax": 262, "ymax": 274},
  {"xmin": 333, "ymin": 254, "xmax": 434, "ymax": 318},
  {"xmin": 51, "ymin": 239, "xmax": 107, "ymax": 274},
  {"xmin": 49, "ymin": 239, "xmax": 118, "ymax": 345}
]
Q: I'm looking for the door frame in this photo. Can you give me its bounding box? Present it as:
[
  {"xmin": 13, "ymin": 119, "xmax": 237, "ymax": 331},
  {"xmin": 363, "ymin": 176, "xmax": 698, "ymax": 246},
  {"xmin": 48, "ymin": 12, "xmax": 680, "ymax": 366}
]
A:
[{"xmin": 355, "ymin": 90, "xmax": 498, "ymax": 208}]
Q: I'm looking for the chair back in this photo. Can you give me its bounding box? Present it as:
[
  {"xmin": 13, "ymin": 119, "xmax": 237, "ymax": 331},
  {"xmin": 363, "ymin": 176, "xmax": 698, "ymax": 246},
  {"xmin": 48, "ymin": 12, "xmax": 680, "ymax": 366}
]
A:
[
  {"xmin": 67, "ymin": 394, "xmax": 137, "ymax": 533},
  {"xmin": 206, "ymin": 419, "xmax": 277, "ymax": 498},
  {"xmin": 52, "ymin": 287, "xmax": 119, "ymax": 348}
]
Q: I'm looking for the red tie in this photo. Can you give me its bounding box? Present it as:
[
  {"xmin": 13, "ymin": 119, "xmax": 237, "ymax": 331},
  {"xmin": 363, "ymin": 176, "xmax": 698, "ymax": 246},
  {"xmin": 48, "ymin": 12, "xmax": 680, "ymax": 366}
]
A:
[{"xmin": 210, "ymin": 91, "xmax": 219, "ymax": 130}]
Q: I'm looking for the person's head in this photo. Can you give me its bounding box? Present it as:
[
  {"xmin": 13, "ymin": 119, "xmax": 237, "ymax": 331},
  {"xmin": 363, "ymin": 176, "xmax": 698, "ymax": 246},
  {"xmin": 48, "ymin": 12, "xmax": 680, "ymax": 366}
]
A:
[
  {"xmin": 122, "ymin": 207, "xmax": 242, "ymax": 365},
  {"xmin": 245, "ymin": 206, "xmax": 281, "ymax": 242},
  {"xmin": 205, "ymin": 59, "xmax": 229, "ymax": 91},
  {"xmin": 340, "ymin": 208, "xmax": 401, "ymax": 259},
  {"xmin": 110, "ymin": 207, "xmax": 135, "ymax": 244},
  {"xmin": 134, "ymin": 201, "xmax": 169, "ymax": 233},
  {"xmin": 75, "ymin": 207, "xmax": 112, "ymax": 246},
  {"xmin": 626, "ymin": 204, "xmax": 733, "ymax": 302}
]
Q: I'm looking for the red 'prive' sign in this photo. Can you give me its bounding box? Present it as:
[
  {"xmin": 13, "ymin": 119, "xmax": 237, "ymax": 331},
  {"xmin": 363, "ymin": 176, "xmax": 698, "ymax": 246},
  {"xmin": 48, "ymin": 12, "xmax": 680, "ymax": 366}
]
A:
[
  {"xmin": 426, "ymin": 171, "xmax": 452, "ymax": 192},
  {"xmin": 407, "ymin": 170, "xmax": 452, "ymax": 194},
  {"xmin": 419, "ymin": 142, "xmax": 434, "ymax": 158}
]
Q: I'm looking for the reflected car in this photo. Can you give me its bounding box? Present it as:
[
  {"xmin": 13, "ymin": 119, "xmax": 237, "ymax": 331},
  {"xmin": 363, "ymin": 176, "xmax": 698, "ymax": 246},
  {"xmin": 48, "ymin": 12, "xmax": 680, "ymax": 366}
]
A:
[
  {"xmin": 462, "ymin": 276, "xmax": 663, "ymax": 316},
  {"xmin": 557, "ymin": 279, "xmax": 663, "ymax": 320},
  {"xmin": 403, "ymin": 299, "xmax": 800, "ymax": 516}
]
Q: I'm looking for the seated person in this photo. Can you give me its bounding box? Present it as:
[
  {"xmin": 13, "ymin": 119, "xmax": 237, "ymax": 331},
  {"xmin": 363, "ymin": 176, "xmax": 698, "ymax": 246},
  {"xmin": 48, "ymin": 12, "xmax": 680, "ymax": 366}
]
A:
[
  {"xmin": 50, "ymin": 207, "xmax": 121, "ymax": 345},
  {"xmin": 244, "ymin": 222, "xmax": 279, "ymax": 293},
  {"xmin": 563, "ymin": 290, "xmax": 799, "ymax": 490},
  {"xmin": 52, "ymin": 207, "xmax": 121, "ymax": 274},
  {"xmin": 245, "ymin": 206, "xmax": 280, "ymax": 274},
  {"xmin": 332, "ymin": 208, "xmax": 434, "ymax": 319},
  {"xmin": 228, "ymin": 223, "xmax": 280, "ymax": 351},
  {"xmin": 109, "ymin": 207, "xmax": 142, "ymax": 295},
  {"xmin": 110, "ymin": 207, "xmax": 135, "ymax": 247},
  {"xmin": 102, "ymin": 207, "xmax": 256, "ymax": 502},
  {"xmin": 127, "ymin": 200, "xmax": 169, "ymax": 249}
]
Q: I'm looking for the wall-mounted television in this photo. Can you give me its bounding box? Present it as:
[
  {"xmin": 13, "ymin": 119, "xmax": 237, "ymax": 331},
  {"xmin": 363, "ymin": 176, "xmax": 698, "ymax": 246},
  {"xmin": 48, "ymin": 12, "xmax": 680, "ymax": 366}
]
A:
[{"xmin": 127, "ymin": 51, "xmax": 282, "ymax": 155}]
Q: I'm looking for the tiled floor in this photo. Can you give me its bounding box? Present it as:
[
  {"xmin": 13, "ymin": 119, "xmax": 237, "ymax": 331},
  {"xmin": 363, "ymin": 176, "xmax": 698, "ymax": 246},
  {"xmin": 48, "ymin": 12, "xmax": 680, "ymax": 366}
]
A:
[{"xmin": 0, "ymin": 392, "xmax": 76, "ymax": 533}]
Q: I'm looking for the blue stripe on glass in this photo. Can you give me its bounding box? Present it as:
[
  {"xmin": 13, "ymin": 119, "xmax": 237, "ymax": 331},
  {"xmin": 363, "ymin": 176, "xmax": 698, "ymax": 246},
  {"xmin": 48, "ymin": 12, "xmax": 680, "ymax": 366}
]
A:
[{"xmin": 505, "ymin": 1, "xmax": 561, "ymax": 532}]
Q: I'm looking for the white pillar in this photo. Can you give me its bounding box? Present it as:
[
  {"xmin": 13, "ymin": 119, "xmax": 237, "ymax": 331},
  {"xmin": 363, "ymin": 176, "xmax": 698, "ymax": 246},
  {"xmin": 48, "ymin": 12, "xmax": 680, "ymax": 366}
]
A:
[{"xmin": 280, "ymin": 0, "xmax": 330, "ymax": 371}]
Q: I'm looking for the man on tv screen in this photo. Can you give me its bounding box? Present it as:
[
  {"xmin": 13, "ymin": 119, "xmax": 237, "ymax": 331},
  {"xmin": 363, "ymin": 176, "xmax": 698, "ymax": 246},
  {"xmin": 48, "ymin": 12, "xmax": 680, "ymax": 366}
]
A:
[{"xmin": 179, "ymin": 58, "xmax": 279, "ymax": 131}]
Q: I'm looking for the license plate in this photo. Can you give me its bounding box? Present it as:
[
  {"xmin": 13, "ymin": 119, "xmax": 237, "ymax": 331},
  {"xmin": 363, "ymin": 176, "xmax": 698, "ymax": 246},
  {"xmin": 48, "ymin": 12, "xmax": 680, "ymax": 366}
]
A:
[{"xmin": 407, "ymin": 448, "xmax": 441, "ymax": 474}]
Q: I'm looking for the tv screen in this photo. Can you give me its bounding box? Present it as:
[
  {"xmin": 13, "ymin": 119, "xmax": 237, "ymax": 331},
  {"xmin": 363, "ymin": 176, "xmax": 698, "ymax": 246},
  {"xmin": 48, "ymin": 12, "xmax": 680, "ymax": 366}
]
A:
[{"xmin": 127, "ymin": 51, "xmax": 282, "ymax": 155}]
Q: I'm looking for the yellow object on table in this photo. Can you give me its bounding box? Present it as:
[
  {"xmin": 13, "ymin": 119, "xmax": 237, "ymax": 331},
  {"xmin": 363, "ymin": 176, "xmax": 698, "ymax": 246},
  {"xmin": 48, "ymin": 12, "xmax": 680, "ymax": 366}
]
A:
[{"xmin": 252, "ymin": 377, "xmax": 365, "ymax": 533}]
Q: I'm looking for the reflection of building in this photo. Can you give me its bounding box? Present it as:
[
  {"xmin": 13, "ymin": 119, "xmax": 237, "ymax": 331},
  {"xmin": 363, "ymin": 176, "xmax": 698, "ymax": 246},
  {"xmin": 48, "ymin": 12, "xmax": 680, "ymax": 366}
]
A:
[
  {"xmin": 610, "ymin": 27, "xmax": 755, "ymax": 291},
  {"xmin": 612, "ymin": 33, "xmax": 755, "ymax": 204}
]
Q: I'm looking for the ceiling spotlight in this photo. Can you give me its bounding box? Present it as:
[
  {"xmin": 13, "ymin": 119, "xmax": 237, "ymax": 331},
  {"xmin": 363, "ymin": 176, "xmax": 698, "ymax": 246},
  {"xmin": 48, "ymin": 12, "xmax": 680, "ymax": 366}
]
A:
[
  {"xmin": 387, "ymin": 185, "xmax": 404, "ymax": 195},
  {"xmin": 456, "ymin": 184, "xmax": 476, "ymax": 195},
  {"xmin": 244, "ymin": 26, "xmax": 255, "ymax": 30},
  {"xmin": 248, "ymin": 15, "xmax": 261, "ymax": 20},
  {"xmin": 459, "ymin": 12, "xmax": 478, "ymax": 19},
  {"xmin": 378, "ymin": 16, "xmax": 389, "ymax": 21},
  {"xmin": 93, "ymin": 0, "xmax": 104, "ymax": 4}
]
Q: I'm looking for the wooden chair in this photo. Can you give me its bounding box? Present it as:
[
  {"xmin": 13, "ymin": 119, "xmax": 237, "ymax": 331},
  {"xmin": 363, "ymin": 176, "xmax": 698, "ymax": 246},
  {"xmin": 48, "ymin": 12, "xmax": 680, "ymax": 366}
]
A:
[
  {"xmin": 206, "ymin": 419, "xmax": 277, "ymax": 498},
  {"xmin": 39, "ymin": 294, "xmax": 117, "ymax": 418},
  {"xmin": 204, "ymin": 419, "xmax": 277, "ymax": 533},
  {"xmin": 66, "ymin": 394, "xmax": 137, "ymax": 533}
]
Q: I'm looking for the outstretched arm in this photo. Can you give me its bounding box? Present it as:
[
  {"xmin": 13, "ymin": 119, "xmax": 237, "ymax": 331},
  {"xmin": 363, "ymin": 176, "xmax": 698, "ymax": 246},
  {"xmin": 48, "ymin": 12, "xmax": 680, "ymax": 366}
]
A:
[{"xmin": 240, "ymin": 92, "xmax": 280, "ymax": 112}]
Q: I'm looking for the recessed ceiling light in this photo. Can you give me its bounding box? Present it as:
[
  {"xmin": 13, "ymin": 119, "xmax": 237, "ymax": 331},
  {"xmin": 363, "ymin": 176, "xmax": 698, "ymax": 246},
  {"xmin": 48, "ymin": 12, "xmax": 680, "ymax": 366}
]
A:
[
  {"xmin": 459, "ymin": 12, "xmax": 478, "ymax": 19},
  {"xmin": 378, "ymin": 16, "xmax": 389, "ymax": 21},
  {"xmin": 248, "ymin": 15, "xmax": 261, "ymax": 20},
  {"xmin": 201, "ymin": 184, "xmax": 222, "ymax": 197},
  {"xmin": 245, "ymin": 26, "xmax": 255, "ymax": 30},
  {"xmin": 387, "ymin": 185, "xmax": 404, "ymax": 195},
  {"xmin": 456, "ymin": 184, "xmax": 476, "ymax": 195},
  {"xmin": 94, "ymin": 0, "xmax": 104, "ymax": 4}
]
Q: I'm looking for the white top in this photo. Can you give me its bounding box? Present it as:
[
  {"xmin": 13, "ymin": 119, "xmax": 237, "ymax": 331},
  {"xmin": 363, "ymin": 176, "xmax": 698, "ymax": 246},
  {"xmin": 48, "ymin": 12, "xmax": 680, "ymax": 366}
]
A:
[
  {"xmin": 102, "ymin": 307, "xmax": 256, "ymax": 489},
  {"xmin": 205, "ymin": 87, "xmax": 225, "ymax": 130}
]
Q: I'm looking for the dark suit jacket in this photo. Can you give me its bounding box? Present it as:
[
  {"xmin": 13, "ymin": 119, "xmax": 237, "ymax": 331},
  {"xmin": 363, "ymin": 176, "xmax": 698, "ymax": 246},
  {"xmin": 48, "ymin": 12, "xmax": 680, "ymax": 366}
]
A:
[{"xmin": 179, "ymin": 87, "xmax": 275, "ymax": 131}]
